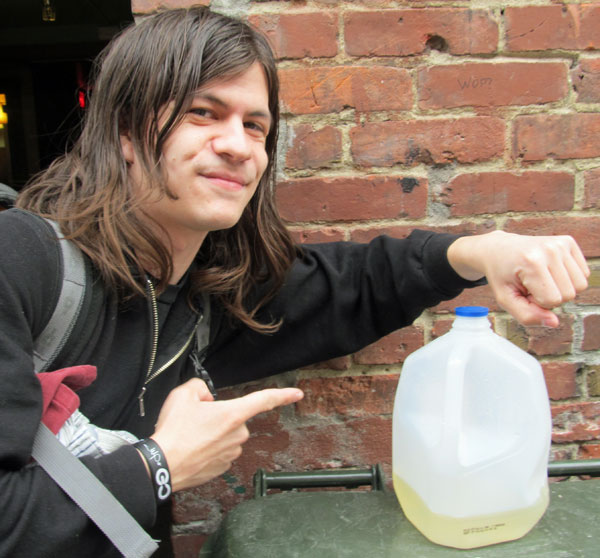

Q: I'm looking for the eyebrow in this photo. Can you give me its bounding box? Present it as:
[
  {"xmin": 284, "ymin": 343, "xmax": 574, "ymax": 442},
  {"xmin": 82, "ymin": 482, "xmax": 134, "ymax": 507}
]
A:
[{"xmin": 193, "ymin": 93, "xmax": 273, "ymax": 127}]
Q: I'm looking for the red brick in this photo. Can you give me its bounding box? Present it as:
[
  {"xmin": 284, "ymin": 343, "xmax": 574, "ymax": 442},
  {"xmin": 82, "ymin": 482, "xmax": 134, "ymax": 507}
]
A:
[
  {"xmin": 351, "ymin": 117, "xmax": 505, "ymax": 167},
  {"xmin": 290, "ymin": 227, "xmax": 346, "ymax": 244},
  {"xmin": 440, "ymin": 172, "xmax": 574, "ymax": 216},
  {"xmin": 296, "ymin": 375, "xmax": 398, "ymax": 417},
  {"xmin": 571, "ymin": 58, "xmax": 600, "ymax": 103},
  {"xmin": 542, "ymin": 362, "xmax": 580, "ymax": 401},
  {"xmin": 504, "ymin": 216, "xmax": 600, "ymax": 258},
  {"xmin": 354, "ymin": 326, "xmax": 424, "ymax": 365},
  {"xmin": 580, "ymin": 444, "xmax": 600, "ymax": 459},
  {"xmin": 432, "ymin": 318, "xmax": 453, "ymax": 339},
  {"xmin": 287, "ymin": 417, "xmax": 393, "ymax": 470},
  {"xmin": 507, "ymin": 315, "xmax": 574, "ymax": 356},
  {"xmin": 302, "ymin": 355, "xmax": 352, "ymax": 371},
  {"xmin": 584, "ymin": 168, "xmax": 600, "ymax": 209},
  {"xmin": 249, "ymin": 13, "xmax": 337, "ymax": 60},
  {"xmin": 350, "ymin": 221, "xmax": 496, "ymax": 243},
  {"xmin": 285, "ymin": 124, "xmax": 342, "ymax": 170},
  {"xmin": 173, "ymin": 489, "xmax": 218, "ymax": 525},
  {"xmin": 551, "ymin": 401, "xmax": 600, "ymax": 443},
  {"xmin": 344, "ymin": 9, "xmax": 498, "ymax": 56},
  {"xmin": 505, "ymin": 5, "xmax": 600, "ymax": 51},
  {"xmin": 433, "ymin": 285, "xmax": 500, "ymax": 314},
  {"xmin": 131, "ymin": 0, "xmax": 208, "ymax": 13},
  {"xmin": 279, "ymin": 67, "xmax": 412, "ymax": 115},
  {"xmin": 577, "ymin": 282, "xmax": 600, "ymax": 306},
  {"xmin": 172, "ymin": 534, "xmax": 210, "ymax": 557},
  {"xmin": 513, "ymin": 114, "xmax": 600, "ymax": 162},
  {"xmin": 419, "ymin": 63, "xmax": 567, "ymax": 109},
  {"xmin": 588, "ymin": 364, "xmax": 600, "ymax": 397},
  {"xmin": 276, "ymin": 176, "xmax": 427, "ymax": 223},
  {"xmin": 582, "ymin": 314, "xmax": 600, "ymax": 351}
]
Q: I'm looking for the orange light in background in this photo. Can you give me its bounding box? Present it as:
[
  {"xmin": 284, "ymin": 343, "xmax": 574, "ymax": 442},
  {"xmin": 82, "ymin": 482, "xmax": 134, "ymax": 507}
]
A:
[
  {"xmin": 42, "ymin": 0, "xmax": 56, "ymax": 22},
  {"xmin": 0, "ymin": 95, "xmax": 7, "ymax": 128}
]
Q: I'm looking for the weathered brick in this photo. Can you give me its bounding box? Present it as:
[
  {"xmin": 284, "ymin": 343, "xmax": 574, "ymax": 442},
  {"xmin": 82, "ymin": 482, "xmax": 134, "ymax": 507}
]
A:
[
  {"xmin": 431, "ymin": 315, "xmax": 497, "ymax": 339},
  {"xmin": 131, "ymin": 0, "xmax": 208, "ymax": 13},
  {"xmin": 586, "ymin": 364, "xmax": 600, "ymax": 397},
  {"xmin": 249, "ymin": 13, "xmax": 337, "ymax": 60},
  {"xmin": 354, "ymin": 326, "xmax": 424, "ymax": 365},
  {"xmin": 582, "ymin": 314, "xmax": 600, "ymax": 351},
  {"xmin": 505, "ymin": 5, "xmax": 600, "ymax": 52},
  {"xmin": 296, "ymin": 375, "xmax": 398, "ymax": 417},
  {"xmin": 513, "ymin": 113, "xmax": 600, "ymax": 161},
  {"xmin": 287, "ymin": 417, "xmax": 393, "ymax": 470},
  {"xmin": 279, "ymin": 67, "xmax": 412, "ymax": 115},
  {"xmin": 419, "ymin": 62, "xmax": 567, "ymax": 109},
  {"xmin": 504, "ymin": 216, "xmax": 600, "ymax": 258},
  {"xmin": 552, "ymin": 401, "xmax": 600, "ymax": 443},
  {"xmin": 506, "ymin": 315, "xmax": 574, "ymax": 356},
  {"xmin": 172, "ymin": 535, "xmax": 209, "ymax": 557},
  {"xmin": 344, "ymin": 9, "xmax": 498, "ymax": 56},
  {"xmin": 432, "ymin": 318, "xmax": 453, "ymax": 339},
  {"xmin": 350, "ymin": 221, "xmax": 496, "ymax": 243},
  {"xmin": 580, "ymin": 443, "xmax": 600, "ymax": 459},
  {"xmin": 440, "ymin": 172, "xmax": 574, "ymax": 216},
  {"xmin": 433, "ymin": 286, "xmax": 500, "ymax": 314},
  {"xmin": 303, "ymin": 355, "xmax": 352, "ymax": 371},
  {"xmin": 542, "ymin": 361, "xmax": 580, "ymax": 401},
  {"xmin": 584, "ymin": 167, "xmax": 600, "ymax": 209},
  {"xmin": 571, "ymin": 58, "xmax": 600, "ymax": 103},
  {"xmin": 285, "ymin": 124, "xmax": 342, "ymax": 170},
  {"xmin": 351, "ymin": 117, "xmax": 505, "ymax": 167},
  {"xmin": 276, "ymin": 176, "xmax": 427, "ymax": 223},
  {"xmin": 290, "ymin": 228, "xmax": 346, "ymax": 244}
]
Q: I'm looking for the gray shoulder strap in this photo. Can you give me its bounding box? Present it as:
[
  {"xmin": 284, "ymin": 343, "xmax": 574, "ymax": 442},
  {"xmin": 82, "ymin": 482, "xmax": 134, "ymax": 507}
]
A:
[
  {"xmin": 32, "ymin": 219, "xmax": 86, "ymax": 373},
  {"xmin": 196, "ymin": 291, "xmax": 211, "ymax": 352},
  {"xmin": 32, "ymin": 423, "xmax": 158, "ymax": 558}
]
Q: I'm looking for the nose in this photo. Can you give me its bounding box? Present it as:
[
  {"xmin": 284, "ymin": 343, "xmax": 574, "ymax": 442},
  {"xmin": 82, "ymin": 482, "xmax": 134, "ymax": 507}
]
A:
[{"xmin": 212, "ymin": 117, "xmax": 252, "ymax": 162}]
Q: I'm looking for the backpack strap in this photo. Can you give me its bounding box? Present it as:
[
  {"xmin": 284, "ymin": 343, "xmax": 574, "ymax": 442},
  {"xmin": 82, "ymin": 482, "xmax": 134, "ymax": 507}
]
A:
[
  {"xmin": 28, "ymin": 217, "xmax": 158, "ymax": 556},
  {"xmin": 32, "ymin": 423, "xmax": 158, "ymax": 558},
  {"xmin": 32, "ymin": 219, "xmax": 86, "ymax": 373}
]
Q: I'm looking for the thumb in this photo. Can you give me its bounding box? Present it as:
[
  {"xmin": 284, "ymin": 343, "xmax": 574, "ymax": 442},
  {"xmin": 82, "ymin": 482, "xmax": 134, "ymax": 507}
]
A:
[
  {"xmin": 501, "ymin": 289, "xmax": 559, "ymax": 327},
  {"xmin": 232, "ymin": 387, "xmax": 304, "ymax": 423}
]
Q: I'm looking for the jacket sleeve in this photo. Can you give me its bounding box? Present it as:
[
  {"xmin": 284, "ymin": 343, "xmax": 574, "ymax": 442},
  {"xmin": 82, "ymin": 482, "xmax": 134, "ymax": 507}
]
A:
[
  {"xmin": 0, "ymin": 209, "xmax": 156, "ymax": 558},
  {"xmin": 206, "ymin": 231, "xmax": 485, "ymax": 387}
]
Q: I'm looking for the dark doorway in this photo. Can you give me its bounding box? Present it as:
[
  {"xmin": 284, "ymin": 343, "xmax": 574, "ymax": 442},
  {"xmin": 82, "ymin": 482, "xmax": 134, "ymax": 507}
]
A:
[{"xmin": 0, "ymin": 0, "xmax": 133, "ymax": 189}]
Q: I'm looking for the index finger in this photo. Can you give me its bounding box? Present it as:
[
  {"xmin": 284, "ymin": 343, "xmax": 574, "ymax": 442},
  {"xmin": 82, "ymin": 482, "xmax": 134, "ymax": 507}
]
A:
[{"xmin": 232, "ymin": 388, "xmax": 304, "ymax": 423}]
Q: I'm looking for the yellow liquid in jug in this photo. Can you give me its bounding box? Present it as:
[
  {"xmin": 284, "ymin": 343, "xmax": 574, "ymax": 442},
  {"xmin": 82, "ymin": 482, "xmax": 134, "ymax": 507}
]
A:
[{"xmin": 393, "ymin": 473, "xmax": 549, "ymax": 549}]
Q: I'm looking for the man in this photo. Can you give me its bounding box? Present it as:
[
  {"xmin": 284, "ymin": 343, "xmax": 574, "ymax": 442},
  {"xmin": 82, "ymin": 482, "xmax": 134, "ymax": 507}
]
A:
[{"xmin": 0, "ymin": 7, "xmax": 589, "ymax": 557}]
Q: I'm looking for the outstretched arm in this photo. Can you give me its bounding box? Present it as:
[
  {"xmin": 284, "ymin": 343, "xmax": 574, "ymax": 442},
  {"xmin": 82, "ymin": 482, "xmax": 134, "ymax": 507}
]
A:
[{"xmin": 447, "ymin": 230, "xmax": 590, "ymax": 327}]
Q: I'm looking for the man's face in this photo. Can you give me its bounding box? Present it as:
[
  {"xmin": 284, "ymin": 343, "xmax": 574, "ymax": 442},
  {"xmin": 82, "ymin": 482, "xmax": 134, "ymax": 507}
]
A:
[{"xmin": 122, "ymin": 62, "xmax": 271, "ymax": 251}]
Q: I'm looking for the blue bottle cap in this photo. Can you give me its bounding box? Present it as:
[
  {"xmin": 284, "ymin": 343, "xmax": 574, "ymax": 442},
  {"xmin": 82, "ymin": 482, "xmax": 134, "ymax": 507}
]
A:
[{"xmin": 455, "ymin": 306, "xmax": 489, "ymax": 317}]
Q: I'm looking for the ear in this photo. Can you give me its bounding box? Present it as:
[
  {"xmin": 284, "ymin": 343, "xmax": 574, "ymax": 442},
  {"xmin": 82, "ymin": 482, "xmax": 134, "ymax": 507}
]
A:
[{"xmin": 120, "ymin": 130, "xmax": 135, "ymax": 164}]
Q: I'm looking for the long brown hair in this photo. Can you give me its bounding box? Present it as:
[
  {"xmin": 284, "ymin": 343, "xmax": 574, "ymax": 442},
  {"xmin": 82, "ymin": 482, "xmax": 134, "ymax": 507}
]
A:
[{"xmin": 17, "ymin": 7, "xmax": 297, "ymax": 332}]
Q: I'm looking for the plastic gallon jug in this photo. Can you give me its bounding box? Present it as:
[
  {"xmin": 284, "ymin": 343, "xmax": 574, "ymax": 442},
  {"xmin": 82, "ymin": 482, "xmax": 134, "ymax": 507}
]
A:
[{"xmin": 392, "ymin": 306, "xmax": 551, "ymax": 549}]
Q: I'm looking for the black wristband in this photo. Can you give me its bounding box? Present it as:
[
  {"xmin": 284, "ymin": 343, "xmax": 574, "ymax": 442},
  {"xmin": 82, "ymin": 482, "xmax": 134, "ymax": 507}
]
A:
[{"xmin": 134, "ymin": 438, "xmax": 172, "ymax": 506}]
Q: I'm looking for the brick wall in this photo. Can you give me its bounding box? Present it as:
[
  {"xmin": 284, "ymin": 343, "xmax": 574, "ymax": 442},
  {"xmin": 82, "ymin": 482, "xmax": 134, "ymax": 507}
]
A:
[{"xmin": 132, "ymin": 1, "xmax": 600, "ymax": 555}]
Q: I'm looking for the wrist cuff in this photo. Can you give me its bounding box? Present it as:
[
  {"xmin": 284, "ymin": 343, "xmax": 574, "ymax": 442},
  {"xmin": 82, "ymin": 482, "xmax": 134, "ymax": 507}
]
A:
[{"xmin": 134, "ymin": 438, "xmax": 172, "ymax": 506}]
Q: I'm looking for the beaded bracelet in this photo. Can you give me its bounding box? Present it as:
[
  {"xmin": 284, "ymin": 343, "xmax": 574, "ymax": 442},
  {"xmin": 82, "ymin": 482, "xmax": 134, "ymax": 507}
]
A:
[{"xmin": 133, "ymin": 438, "xmax": 172, "ymax": 506}]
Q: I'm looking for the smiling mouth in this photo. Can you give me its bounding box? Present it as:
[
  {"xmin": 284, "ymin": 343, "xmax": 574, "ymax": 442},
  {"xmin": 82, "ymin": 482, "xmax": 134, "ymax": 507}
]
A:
[{"xmin": 204, "ymin": 174, "xmax": 246, "ymax": 191}]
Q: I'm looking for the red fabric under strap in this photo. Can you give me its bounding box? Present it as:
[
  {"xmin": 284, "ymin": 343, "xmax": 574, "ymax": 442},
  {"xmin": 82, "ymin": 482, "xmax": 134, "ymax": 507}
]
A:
[{"xmin": 38, "ymin": 365, "xmax": 97, "ymax": 434}]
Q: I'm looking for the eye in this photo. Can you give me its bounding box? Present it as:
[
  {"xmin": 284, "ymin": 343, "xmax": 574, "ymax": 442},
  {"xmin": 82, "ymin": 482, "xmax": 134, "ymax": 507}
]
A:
[
  {"xmin": 189, "ymin": 107, "xmax": 214, "ymax": 119},
  {"xmin": 244, "ymin": 121, "xmax": 268, "ymax": 138}
]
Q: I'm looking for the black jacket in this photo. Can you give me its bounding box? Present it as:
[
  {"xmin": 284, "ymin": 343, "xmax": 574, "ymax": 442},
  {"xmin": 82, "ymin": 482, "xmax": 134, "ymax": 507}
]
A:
[{"xmin": 0, "ymin": 208, "xmax": 480, "ymax": 557}]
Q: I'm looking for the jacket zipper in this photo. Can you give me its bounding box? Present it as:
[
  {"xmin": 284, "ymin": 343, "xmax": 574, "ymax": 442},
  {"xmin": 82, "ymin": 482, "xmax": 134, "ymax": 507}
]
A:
[{"xmin": 137, "ymin": 278, "xmax": 199, "ymax": 417}]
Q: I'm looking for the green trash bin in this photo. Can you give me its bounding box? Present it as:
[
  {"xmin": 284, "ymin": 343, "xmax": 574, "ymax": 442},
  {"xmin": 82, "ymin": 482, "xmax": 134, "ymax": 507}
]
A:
[{"xmin": 200, "ymin": 461, "xmax": 600, "ymax": 558}]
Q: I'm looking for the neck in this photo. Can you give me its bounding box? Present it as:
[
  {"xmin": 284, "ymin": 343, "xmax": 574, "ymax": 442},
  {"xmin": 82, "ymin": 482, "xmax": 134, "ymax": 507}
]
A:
[{"xmin": 169, "ymin": 233, "xmax": 206, "ymax": 284}]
